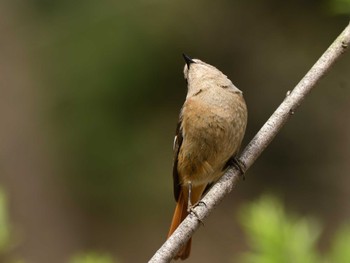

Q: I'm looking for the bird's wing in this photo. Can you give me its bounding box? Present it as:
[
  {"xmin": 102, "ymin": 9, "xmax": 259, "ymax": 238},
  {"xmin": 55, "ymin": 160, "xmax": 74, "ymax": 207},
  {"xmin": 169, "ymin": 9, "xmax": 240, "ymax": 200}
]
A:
[{"xmin": 172, "ymin": 120, "xmax": 183, "ymax": 201}]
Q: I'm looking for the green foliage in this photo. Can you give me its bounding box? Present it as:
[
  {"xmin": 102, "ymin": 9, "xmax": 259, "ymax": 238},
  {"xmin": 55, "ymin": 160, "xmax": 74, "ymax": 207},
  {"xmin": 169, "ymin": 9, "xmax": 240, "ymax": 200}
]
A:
[
  {"xmin": 0, "ymin": 188, "xmax": 11, "ymax": 253},
  {"xmin": 238, "ymin": 195, "xmax": 321, "ymax": 263},
  {"xmin": 238, "ymin": 195, "xmax": 350, "ymax": 263},
  {"xmin": 36, "ymin": 0, "xmax": 180, "ymax": 213},
  {"xmin": 328, "ymin": 0, "xmax": 350, "ymax": 14},
  {"xmin": 69, "ymin": 253, "xmax": 116, "ymax": 263},
  {"xmin": 328, "ymin": 225, "xmax": 350, "ymax": 263},
  {"xmin": 0, "ymin": 188, "xmax": 24, "ymax": 263}
]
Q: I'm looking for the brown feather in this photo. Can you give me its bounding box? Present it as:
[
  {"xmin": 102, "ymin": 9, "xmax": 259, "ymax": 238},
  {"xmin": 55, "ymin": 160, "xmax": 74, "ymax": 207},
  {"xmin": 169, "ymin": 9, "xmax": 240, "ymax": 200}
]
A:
[
  {"xmin": 167, "ymin": 56, "xmax": 248, "ymax": 260},
  {"xmin": 168, "ymin": 185, "xmax": 206, "ymax": 260},
  {"xmin": 167, "ymin": 190, "xmax": 191, "ymax": 260}
]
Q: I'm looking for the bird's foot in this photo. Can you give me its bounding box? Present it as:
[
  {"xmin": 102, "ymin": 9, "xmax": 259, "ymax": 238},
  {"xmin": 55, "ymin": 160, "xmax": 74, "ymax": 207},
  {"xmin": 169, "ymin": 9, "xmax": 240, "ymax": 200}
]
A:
[
  {"xmin": 229, "ymin": 157, "xmax": 247, "ymax": 180},
  {"xmin": 187, "ymin": 201, "xmax": 206, "ymax": 226}
]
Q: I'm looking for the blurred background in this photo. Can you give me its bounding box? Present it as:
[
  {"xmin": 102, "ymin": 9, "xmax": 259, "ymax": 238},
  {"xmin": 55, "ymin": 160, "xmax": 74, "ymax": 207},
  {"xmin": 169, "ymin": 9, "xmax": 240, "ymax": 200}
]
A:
[{"xmin": 0, "ymin": 0, "xmax": 350, "ymax": 262}]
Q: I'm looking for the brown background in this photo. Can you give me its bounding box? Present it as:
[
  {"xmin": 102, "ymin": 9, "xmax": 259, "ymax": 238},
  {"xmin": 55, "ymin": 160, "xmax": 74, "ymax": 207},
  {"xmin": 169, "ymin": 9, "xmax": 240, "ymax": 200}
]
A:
[{"xmin": 0, "ymin": 1, "xmax": 349, "ymax": 262}]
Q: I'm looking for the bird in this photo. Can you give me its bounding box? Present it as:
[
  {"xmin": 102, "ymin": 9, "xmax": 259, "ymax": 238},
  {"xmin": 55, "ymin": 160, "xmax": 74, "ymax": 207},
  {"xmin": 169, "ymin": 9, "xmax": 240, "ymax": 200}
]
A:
[{"xmin": 167, "ymin": 54, "xmax": 248, "ymax": 260}]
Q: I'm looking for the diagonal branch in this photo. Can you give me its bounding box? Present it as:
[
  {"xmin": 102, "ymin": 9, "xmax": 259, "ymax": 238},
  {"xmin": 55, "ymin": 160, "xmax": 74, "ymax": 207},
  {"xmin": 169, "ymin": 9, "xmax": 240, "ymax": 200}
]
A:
[{"xmin": 149, "ymin": 21, "xmax": 350, "ymax": 263}]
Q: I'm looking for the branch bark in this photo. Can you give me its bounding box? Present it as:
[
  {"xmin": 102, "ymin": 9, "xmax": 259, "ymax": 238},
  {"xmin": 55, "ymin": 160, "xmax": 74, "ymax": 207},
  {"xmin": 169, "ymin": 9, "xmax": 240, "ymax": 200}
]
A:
[{"xmin": 149, "ymin": 21, "xmax": 350, "ymax": 263}]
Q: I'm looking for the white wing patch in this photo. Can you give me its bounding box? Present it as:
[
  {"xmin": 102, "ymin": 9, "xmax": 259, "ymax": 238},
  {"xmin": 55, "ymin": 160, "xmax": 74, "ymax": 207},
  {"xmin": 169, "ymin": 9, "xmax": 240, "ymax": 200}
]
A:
[{"xmin": 173, "ymin": 135, "xmax": 177, "ymax": 151}]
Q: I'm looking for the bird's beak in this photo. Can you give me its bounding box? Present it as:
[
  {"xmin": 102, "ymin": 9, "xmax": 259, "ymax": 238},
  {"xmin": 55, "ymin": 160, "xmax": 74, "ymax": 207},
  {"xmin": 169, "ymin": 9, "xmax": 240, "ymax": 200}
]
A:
[{"xmin": 182, "ymin": 53, "xmax": 195, "ymax": 68}]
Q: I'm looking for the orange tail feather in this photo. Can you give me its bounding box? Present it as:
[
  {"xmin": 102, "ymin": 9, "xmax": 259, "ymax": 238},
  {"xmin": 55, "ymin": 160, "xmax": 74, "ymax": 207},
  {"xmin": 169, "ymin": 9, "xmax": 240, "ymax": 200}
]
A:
[
  {"xmin": 167, "ymin": 190, "xmax": 191, "ymax": 260},
  {"xmin": 167, "ymin": 185, "xmax": 206, "ymax": 260}
]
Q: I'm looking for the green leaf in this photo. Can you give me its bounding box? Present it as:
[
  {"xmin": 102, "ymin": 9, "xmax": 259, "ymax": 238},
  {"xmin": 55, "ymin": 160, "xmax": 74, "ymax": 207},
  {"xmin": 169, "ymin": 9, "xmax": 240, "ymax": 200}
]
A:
[
  {"xmin": 69, "ymin": 252, "xmax": 117, "ymax": 263},
  {"xmin": 0, "ymin": 188, "xmax": 10, "ymax": 252},
  {"xmin": 328, "ymin": 225, "xmax": 350, "ymax": 263},
  {"xmin": 238, "ymin": 195, "xmax": 321, "ymax": 263}
]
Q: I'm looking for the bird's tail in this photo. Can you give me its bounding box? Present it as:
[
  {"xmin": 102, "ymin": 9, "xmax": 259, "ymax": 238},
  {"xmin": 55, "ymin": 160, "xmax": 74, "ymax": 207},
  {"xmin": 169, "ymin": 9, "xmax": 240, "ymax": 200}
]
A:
[
  {"xmin": 167, "ymin": 190, "xmax": 191, "ymax": 260},
  {"xmin": 167, "ymin": 185, "xmax": 206, "ymax": 260}
]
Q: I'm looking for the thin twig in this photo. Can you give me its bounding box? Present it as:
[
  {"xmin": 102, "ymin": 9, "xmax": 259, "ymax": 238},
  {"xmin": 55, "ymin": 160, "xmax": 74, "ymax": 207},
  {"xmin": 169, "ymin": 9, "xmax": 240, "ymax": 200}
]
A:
[{"xmin": 149, "ymin": 21, "xmax": 350, "ymax": 263}]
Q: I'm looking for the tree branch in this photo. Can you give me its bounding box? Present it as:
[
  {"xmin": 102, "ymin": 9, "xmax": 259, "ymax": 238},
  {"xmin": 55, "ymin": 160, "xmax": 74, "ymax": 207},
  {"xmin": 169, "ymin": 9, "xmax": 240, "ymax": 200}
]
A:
[{"xmin": 149, "ymin": 21, "xmax": 350, "ymax": 263}]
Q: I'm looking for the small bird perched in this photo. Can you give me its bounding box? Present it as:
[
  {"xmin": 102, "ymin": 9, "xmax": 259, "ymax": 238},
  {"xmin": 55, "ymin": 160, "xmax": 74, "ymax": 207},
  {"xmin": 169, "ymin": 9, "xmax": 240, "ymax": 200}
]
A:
[{"xmin": 167, "ymin": 54, "xmax": 248, "ymax": 260}]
